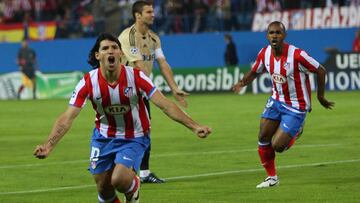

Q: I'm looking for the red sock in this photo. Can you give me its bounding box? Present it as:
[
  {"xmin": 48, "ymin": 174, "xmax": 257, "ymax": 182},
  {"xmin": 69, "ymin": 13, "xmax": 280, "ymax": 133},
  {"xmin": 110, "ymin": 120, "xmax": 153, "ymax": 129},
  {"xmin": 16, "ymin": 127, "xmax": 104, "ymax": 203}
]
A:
[
  {"xmin": 18, "ymin": 85, "xmax": 25, "ymax": 94},
  {"xmin": 113, "ymin": 197, "xmax": 121, "ymax": 203},
  {"xmin": 286, "ymin": 137, "xmax": 296, "ymax": 150},
  {"xmin": 258, "ymin": 145, "xmax": 276, "ymax": 176}
]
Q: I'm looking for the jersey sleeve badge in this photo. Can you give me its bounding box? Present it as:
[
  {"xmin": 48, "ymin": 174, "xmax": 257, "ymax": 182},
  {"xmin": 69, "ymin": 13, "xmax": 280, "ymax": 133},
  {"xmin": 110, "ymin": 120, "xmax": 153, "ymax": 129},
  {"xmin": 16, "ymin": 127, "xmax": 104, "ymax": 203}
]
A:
[{"xmin": 130, "ymin": 47, "xmax": 139, "ymax": 55}]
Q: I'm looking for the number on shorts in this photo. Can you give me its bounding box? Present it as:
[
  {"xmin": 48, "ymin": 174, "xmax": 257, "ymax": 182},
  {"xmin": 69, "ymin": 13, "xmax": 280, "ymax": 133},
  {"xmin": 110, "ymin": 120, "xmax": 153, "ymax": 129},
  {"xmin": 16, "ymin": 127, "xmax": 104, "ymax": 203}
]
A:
[{"xmin": 90, "ymin": 146, "xmax": 100, "ymax": 162}]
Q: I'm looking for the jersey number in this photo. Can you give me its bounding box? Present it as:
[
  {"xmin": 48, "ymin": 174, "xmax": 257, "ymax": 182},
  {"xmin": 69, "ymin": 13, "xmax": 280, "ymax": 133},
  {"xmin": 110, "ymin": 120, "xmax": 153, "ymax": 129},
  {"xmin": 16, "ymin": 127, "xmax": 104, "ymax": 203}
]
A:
[{"xmin": 90, "ymin": 146, "xmax": 100, "ymax": 162}]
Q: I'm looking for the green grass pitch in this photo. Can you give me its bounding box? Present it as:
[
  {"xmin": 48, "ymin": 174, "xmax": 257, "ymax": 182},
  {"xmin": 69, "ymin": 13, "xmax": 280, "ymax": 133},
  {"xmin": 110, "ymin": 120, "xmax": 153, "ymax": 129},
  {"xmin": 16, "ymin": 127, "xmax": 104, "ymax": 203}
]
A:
[{"xmin": 0, "ymin": 91, "xmax": 359, "ymax": 202}]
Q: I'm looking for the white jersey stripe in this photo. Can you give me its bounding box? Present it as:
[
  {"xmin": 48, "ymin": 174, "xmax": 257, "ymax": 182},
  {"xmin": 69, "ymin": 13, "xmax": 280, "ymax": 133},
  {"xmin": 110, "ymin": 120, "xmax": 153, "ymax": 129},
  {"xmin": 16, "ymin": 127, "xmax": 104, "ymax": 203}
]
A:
[{"xmin": 274, "ymin": 58, "xmax": 284, "ymax": 103}]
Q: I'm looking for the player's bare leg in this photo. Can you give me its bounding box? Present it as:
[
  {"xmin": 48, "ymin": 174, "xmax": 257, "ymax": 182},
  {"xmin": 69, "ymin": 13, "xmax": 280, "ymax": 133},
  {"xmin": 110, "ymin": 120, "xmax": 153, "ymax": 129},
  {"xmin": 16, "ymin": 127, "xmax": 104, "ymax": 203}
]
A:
[
  {"xmin": 271, "ymin": 128, "xmax": 293, "ymax": 153},
  {"xmin": 31, "ymin": 78, "xmax": 37, "ymax": 99},
  {"xmin": 111, "ymin": 164, "xmax": 140, "ymax": 203},
  {"xmin": 93, "ymin": 164, "xmax": 140, "ymax": 203},
  {"xmin": 93, "ymin": 169, "xmax": 121, "ymax": 203},
  {"xmin": 286, "ymin": 123, "xmax": 305, "ymax": 150},
  {"xmin": 17, "ymin": 84, "xmax": 25, "ymax": 100}
]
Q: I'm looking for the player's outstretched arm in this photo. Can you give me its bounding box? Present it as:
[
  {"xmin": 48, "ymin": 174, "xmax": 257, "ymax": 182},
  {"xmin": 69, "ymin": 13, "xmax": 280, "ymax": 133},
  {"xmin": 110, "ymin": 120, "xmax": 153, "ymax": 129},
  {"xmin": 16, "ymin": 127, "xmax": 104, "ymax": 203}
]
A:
[
  {"xmin": 150, "ymin": 90, "xmax": 211, "ymax": 138},
  {"xmin": 33, "ymin": 106, "xmax": 82, "ymax": 159},
  {"xmin": 134, "ymin": 60, "xmax": 151, "ymax": 77},
  {"xmin": 232, "ymin": 71, "xmax": 258, "ymax": 93},
  {"xmin": 316, "ymin": 65, "xmax": 335, "ymax": 109},
  {"xmin": 157, "ymin": 58, "xmax": 189, "ymax": 108}
]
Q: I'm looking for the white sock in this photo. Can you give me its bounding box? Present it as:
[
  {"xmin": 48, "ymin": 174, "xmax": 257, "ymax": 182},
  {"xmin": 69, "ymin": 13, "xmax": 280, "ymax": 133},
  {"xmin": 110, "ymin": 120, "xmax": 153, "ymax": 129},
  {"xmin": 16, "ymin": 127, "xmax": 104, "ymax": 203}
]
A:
[
  {"xmin": 126, "ymin": 177, "xmax": 137, "ymax": 194},
  {"xmin": 140, "ymin": 170, "xmax": 150, "ymax": 178},
  {"xmin": 268, "ymin": 175, "xmax": 278, "ymax": 180}
]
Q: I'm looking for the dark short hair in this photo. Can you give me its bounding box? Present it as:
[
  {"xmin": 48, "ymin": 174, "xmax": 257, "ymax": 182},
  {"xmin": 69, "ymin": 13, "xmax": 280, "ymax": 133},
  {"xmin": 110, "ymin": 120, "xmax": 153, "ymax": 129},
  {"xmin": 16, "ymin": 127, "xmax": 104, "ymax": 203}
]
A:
[
  {"xmin": 132, "ymin": 1, "xmax": 151, "ymax": 20},
  {"xmin": 267, "ymin": 21, "xmax": 286, "ymax": 33},
  {"xmin": 87, "ymin": 33, "xmax": 121, "ymax": 69},
  {"xmin": 224, "ymin": 34, "xmax": 232, "ymax": 41}
]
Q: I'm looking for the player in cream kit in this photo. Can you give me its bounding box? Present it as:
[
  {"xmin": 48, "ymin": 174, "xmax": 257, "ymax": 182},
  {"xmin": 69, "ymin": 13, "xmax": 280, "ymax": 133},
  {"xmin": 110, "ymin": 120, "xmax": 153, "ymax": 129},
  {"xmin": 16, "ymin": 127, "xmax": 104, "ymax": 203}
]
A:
[{"xmin": 119, "ymin": 1, "xmax": 189, "ymax": 183}]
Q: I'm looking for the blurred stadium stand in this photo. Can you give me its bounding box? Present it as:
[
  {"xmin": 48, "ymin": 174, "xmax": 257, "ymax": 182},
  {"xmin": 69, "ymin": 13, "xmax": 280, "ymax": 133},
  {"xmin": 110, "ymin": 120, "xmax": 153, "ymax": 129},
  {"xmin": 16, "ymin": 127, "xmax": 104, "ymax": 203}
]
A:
[
  {"xmin": 1, "ymin": 0, "xmax": 360, "ymax": 72},
  {"xmin": 1, "ymin": 0, "xmax": 360, "ymax": 100},
  {"xmin": 1, "ymin": 0, "xmax": 359, "ymax": 39}
]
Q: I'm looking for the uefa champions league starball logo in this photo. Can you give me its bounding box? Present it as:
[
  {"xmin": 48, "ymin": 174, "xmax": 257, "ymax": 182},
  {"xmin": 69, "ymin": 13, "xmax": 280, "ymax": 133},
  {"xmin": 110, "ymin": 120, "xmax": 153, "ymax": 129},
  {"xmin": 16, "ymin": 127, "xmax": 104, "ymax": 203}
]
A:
[{"xmin": 130, "ymin": 47, "xmax": 139, "ymax": 55}]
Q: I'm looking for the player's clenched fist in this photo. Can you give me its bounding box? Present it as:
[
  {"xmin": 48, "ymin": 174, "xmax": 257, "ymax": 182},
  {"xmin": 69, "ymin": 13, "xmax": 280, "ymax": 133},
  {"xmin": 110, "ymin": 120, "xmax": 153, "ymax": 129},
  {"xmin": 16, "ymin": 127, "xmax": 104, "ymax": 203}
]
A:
[
  {"xmin": 194, "ymin": 126, "xmax": 212, "ymax": 138},
  {"xmin": 33, "ymin": 144, "xmax": 51, "ymax": 159}
]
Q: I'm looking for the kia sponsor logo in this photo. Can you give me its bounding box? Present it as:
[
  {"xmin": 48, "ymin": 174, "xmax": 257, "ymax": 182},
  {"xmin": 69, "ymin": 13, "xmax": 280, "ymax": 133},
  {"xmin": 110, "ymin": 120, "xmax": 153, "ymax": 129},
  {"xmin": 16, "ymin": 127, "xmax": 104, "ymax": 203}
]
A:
[
  {"xmin": 271, "ymin": 74, "xmax": 287, "ymax": 84},
  {"xmin": 104, "ymin": 104, "xmax": 130, "ymax": 115}
]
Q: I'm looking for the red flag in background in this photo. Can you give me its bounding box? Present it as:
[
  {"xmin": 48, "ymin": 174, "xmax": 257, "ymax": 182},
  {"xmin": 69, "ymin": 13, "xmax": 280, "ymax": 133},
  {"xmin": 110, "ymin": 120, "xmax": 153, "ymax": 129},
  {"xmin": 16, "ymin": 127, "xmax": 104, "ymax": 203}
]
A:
[
  {"xmin": 0, "ymin": 21, "xmax": 56, "ymax": 42},
  {"xmin": 0, "ymin": 23, "xmax": 24, "ymax": 42}
]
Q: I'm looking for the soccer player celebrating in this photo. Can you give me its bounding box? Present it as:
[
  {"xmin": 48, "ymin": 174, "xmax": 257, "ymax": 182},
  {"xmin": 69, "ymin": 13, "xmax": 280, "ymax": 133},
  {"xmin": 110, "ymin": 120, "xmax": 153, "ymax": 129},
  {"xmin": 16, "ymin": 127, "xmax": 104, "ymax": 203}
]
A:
[
  {"xmin": 232, "ymin": 21, "xmax": 334, "ymax": 188},
  {"xmin": 118, "ymin": 1, "xmax": 188, "ymax": 183},
  {"xmin": 33, "ymin": 33, "xmax": 211, "ymax": 203}
]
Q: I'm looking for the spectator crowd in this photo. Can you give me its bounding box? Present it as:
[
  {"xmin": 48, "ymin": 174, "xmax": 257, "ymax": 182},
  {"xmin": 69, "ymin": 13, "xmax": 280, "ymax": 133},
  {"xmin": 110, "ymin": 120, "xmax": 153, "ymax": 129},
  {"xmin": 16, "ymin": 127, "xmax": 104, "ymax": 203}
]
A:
[{"xmin": 1, "ymin": 0, "xmax": 360, "ymax": 39}]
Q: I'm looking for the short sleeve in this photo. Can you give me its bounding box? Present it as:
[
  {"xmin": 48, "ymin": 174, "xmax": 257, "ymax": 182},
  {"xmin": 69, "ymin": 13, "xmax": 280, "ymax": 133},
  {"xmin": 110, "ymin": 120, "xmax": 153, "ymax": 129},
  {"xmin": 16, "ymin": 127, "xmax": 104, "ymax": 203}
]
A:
[
  {"xmin": 251, "ymin": 48, "xmax": 266, "ymax": 73},
  {"xmin": 296, "ymin": 49, "xmax": 320, "ymax": 73},
  {"xmin": 69, "ymin": 75, "xmax": 89, "ymax": 108},
  {"xmin": 118, "ymin": 30, "xmax": 143, "ymax": 62},
  {"xmin": 134, "ymin": 69, "xmax": 156, "ymax": 99}
]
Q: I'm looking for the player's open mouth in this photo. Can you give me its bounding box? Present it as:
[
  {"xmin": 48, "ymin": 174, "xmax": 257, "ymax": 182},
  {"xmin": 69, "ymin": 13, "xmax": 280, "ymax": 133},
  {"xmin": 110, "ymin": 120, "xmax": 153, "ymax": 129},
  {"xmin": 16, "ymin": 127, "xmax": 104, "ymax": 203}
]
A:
[
  {"xmin": 108, "ymin": 56, "xmax": 115, "ymax": 64},
  {"xmin": 271, "ymin": 40, "xmax": 279, "ymax": 46}
]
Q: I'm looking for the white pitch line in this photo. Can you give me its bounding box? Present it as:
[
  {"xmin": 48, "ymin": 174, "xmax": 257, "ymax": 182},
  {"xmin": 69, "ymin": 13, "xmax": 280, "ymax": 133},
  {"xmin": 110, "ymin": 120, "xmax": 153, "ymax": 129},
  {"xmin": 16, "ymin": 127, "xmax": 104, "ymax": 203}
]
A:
[
  {"xmin": 165, "ymin": 159, "xmax": 360, "ymax": 180},
  {"xmin": 154, "ymin": 143, "xmax": 341, "ymax": 157},
  {"xmin": 0, "ymin": 158, "xmax": 359, "ymax": 196},
  {"xmin": 0, "ymin": 160, "xmax": 89, "ymax": 169},
  {"xmin": 0, "ymin": 144, "xmax": 341, "ymax": 169},
  {"xmin": 0, "ymin": 185, "xmax": 95, "ymax": 195}
]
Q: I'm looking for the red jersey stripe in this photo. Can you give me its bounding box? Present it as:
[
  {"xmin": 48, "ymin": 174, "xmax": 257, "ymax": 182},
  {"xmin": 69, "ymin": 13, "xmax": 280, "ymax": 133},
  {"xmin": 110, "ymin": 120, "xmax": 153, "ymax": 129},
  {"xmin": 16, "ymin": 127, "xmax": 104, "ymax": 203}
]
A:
[{"xmin": 119, "ymin": 66, "xmax": 135, "ymax": 139}]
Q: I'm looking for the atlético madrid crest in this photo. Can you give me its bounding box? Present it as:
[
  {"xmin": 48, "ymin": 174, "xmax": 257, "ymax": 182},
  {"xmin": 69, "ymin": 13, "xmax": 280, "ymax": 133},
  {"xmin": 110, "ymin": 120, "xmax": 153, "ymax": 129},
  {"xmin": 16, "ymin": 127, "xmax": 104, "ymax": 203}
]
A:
[{"xmin": 124, "ymin": 87, "xmax": 133, "ymax": 97}]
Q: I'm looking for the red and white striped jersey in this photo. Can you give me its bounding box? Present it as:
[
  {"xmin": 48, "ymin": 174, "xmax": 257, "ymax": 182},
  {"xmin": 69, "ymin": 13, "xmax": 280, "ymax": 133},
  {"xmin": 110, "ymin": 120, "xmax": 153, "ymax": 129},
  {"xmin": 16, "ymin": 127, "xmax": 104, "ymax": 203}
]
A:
[
  {"xmin": 251, "ymin": 43, "xmax": 320, "ymax": 111},
  {"xmin": 69, "ymin": 65, "xmax": 156, "ymax": 139}
]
